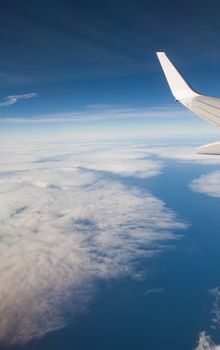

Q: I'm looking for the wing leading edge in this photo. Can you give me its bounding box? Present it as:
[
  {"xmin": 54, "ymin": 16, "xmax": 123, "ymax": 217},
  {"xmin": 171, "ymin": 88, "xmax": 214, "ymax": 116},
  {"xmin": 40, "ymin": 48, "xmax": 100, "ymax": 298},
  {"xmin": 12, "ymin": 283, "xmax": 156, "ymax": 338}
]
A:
[{"xmin": 156, "ymin": 52, "xmax": 220, "ymax": 154}]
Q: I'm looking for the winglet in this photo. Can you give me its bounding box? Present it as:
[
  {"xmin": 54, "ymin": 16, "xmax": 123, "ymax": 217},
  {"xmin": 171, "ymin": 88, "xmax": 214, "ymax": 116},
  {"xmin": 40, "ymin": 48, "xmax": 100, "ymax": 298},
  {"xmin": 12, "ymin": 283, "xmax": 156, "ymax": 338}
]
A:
[{"xmin": 156, "ymin": 52, "xmax": 199, "ymax": 100}]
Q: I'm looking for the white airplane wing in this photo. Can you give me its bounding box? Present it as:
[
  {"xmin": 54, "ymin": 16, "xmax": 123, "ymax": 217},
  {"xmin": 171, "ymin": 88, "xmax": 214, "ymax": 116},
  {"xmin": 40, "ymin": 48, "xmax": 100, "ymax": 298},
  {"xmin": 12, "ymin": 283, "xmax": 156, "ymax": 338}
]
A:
[{"xmin": 156, "ymin": 52, "xmax": 220, "ymax": 154}]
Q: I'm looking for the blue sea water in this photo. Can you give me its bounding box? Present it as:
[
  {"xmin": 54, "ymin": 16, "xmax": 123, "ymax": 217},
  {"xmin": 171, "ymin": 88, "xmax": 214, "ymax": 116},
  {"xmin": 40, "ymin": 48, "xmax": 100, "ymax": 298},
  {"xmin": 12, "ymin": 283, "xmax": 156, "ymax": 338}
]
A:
[{"xmin": 4, "ymin": 156, "xmax": 220, "ymax": 350}]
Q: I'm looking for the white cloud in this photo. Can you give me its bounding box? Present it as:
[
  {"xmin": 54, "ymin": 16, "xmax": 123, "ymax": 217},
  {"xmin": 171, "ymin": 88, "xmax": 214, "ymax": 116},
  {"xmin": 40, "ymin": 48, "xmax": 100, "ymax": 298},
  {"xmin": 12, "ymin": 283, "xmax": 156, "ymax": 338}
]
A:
[
  {"xmin": 190, "ymin": 172, "xmax": 220, "ymax": 197},
  {"xmin": 0, "ymin": 142, "xmax": 162, "ymax": 179},
  {"xmin": 0, "ymin": 141, "xmax": 186, "ymax": 344},
  {"xmin": 73, "ymin": 145, "xmax": 163, "ymax": 178},
  {"xmin": 0, "ymin": 92, "xmax": 37, "ymax": 107},
  {"xmin": 194, "ymin": 332, "xmax": 220, "ymax": 350}
]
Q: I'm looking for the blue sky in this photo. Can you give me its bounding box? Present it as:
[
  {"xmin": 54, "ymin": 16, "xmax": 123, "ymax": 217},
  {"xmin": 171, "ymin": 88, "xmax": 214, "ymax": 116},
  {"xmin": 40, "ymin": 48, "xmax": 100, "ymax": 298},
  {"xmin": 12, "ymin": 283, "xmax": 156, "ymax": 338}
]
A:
[
  {"xmin": 3, "ymin": 3, "xmax": 220, "ymax": 348},
  {"xmin": 1, "ymin": 0, "xmax": 220, "ymax": 140}
]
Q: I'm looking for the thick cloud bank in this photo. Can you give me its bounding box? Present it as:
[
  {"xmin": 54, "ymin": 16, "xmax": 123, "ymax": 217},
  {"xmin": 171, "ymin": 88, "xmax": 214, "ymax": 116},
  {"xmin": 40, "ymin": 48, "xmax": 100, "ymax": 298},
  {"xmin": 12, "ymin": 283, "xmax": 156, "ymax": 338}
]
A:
[{"xmin": 0, "ymin": 142, "xmax": 185, "ymax": 344}]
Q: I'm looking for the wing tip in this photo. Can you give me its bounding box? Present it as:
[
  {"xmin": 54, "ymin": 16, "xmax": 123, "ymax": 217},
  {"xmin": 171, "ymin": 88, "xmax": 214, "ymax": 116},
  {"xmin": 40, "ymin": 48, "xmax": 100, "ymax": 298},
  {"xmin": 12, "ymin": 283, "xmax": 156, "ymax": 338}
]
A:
[
  {"xmin": 156, "ymin": 52, "xmax": 166, "ymax": 58},
  {"xmin": 197, "ymin": 141, "xmax": 220, "ymax": 155},
  {"xmin": 156, "ymin": 51, "xmax": 198, "ymax": 100}
]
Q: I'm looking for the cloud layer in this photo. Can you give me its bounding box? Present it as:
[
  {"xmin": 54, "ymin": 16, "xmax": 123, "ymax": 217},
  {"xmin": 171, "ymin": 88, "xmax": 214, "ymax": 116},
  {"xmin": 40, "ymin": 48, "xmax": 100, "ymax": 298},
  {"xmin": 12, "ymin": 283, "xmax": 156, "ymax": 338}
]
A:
[{"xmin": 0, "ymin": 141, "xmax": 186, "ymax": 345}]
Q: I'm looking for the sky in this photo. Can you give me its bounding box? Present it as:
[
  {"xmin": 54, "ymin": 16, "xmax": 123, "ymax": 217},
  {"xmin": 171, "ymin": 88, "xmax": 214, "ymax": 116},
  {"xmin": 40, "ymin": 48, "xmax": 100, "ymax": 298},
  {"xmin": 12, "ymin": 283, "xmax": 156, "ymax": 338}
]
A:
[
  {"xmin": 1, "ymin": 0, "xmax": 220, "ymax": 141},
  {"xmin": 3, "ymin": 2, "xmax": 220, "ymax": 349}
]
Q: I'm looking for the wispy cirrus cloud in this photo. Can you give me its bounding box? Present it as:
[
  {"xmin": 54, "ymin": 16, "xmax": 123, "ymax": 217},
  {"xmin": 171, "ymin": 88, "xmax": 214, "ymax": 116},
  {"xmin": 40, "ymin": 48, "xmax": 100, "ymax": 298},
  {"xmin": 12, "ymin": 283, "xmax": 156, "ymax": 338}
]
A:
[
  {"xmin": 0, "ymin": 92, "xmax": 38, "ymax": 107},
  {"xmin": 0, "ymin": 141, "xmax": 186, "ymax": 345},
  {"xmin": 0, "ymin": 104, "xmax": 190, "ymax": 122}
]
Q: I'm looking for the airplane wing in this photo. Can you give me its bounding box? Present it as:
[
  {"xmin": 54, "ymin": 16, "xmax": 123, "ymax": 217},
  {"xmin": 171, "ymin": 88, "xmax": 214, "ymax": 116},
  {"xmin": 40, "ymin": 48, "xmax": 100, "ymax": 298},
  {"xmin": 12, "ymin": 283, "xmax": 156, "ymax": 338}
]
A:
[{"xmin": 156, "ymin": 52, "xmax": 220, "ymax": 154}]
